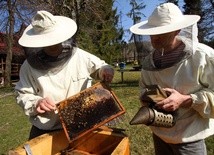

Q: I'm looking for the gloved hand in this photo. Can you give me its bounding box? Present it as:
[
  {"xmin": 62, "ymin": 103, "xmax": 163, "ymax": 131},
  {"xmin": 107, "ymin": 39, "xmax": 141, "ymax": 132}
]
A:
[{"xmin": 99, "ymin": 65, "xmax": 114, "ymax": 84}]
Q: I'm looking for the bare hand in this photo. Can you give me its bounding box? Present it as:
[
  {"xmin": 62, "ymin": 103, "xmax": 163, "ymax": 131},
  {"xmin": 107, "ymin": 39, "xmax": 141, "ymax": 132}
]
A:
[
  {"xmin": 100, "ymin": 67, "xmax": 114, "ymax": 83},
  {"xmin": 155, "ymin": 88, "xmax": 192, "ymax": 112},
  {"xmin": 36, "ymin": 97, "xmax": 56, "ymax": 113}
]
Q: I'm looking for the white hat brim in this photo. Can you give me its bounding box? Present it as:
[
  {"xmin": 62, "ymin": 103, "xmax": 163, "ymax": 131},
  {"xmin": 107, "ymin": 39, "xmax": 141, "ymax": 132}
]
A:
[
  {"xmin": 130, "ymin": 15, "xmax": 200, "ymax": 35},
  {"xmin": 19, "ymin": 16, "xmax": 77, "ymax": 47}
]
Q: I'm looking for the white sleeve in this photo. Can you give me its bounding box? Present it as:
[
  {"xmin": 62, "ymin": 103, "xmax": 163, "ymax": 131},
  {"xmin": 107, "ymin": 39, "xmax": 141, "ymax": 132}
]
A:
[
  {"xmin": 190, "ymin": 56, "xmax": 214, "ymax": 118},
  {"xmin": 15, "ymin": 61, "xmax": 42, "ymax": 116}
]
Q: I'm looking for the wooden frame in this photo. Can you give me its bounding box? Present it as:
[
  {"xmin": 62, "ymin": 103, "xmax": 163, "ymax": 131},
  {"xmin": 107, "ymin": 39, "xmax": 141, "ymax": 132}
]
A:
[{"xmin": 57, "ymin": 82, "xmax": 126, "ymax": 142}]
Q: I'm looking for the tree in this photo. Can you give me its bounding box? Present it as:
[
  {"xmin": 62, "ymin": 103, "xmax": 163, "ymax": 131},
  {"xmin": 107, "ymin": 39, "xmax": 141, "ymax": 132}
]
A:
[
  {"xmin": 3, "ymin": 0, "xmax": 15, "ymax": 87},
  {"xmin": 199, "ymin": 0, "xmax": 214, "ymax": 42},
  {"xmin": 19, "ymin": 0, "xmax": 123, "ymax": 63},
  {"xmin": 0, "ymin": 0, "xmax": 50, "ymax": 86},
  {"xmin": 183, "ymin": 0, "xmax": 204, "ymax": 42},
  {"xmin": 0, "ymin": 0, "xmax": 122, "ymax": 86},
  {"xmin": 39, "ymin": 0, "xmax": 123, "ymax": 64},
  {"xmin": 77, "ymin": 0, "xmax": 123, "ymax": 63},
  {"xmin": 183, "ymin": 0, "xmax": 214, "ymax": 43},
  {"xmin": 127, "ymin": 0, "xmax": 146, "ymax": 63}
]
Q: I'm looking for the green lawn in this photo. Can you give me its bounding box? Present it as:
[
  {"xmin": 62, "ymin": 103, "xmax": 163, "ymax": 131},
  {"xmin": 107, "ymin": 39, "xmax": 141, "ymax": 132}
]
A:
[
  {"xmin": 0, "ymin": 67, "xmax": 213, "ymax": 155},
  {"xmin": 0, "ymin": 88, "xmax": 31, "ymax": 154}
]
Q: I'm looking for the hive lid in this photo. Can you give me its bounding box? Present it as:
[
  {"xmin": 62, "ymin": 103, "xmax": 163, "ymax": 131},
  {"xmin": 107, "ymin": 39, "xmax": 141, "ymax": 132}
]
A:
[{"xmin": 57, "ymin": 82, "xmax": 125, "ymax": 142}]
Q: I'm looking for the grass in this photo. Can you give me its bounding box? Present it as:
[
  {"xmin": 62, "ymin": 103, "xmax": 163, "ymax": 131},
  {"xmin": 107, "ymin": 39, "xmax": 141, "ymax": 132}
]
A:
[
  {"xmin": 0, "ymin": 66, "xmax": 214, "ymax": 155},
  {"xmin": 0, "ymin": 88, "xmax": 31, "ymax": 154},
  {"xmin": 109, "ymin": 68, "xmax": 154, "ymax": 155}
]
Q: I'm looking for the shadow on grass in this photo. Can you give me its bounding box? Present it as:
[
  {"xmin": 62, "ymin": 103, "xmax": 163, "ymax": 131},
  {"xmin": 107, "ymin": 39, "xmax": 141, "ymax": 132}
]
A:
[
  {"xmin": 0, "ymin": 86, "xmax": 14, "ymax": 93},
  {"xmin": 110, "ymin": 80, "xmax": 139, "ymax": 88}
]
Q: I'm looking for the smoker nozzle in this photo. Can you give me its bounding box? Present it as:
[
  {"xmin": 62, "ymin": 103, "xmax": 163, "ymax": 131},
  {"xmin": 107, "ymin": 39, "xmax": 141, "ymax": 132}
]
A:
[{"xmin": 129, "ymin": 106, "xmax": 175, "ymax": 128}]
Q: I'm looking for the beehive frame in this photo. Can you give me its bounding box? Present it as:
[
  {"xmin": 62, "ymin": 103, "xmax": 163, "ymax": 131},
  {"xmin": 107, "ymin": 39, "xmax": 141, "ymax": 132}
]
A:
[{"xmin": 57, "ymin": 82, "xmax": 125, "ymax": 142}]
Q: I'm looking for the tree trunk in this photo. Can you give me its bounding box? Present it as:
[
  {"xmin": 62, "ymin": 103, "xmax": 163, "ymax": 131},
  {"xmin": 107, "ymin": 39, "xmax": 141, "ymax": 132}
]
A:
[{"xmin": 4, "ymin": 0, "xmax": 15, "ymax": 87}]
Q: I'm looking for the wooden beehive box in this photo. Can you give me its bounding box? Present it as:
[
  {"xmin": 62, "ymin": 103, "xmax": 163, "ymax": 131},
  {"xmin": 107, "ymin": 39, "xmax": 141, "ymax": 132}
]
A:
[
  {"xmin": 9, "ymin": 82, "xmax": 129, "ymax": 155},
  {"xmin": 9, "ymin": 127, "xmax": 130, "ymax": 155}
]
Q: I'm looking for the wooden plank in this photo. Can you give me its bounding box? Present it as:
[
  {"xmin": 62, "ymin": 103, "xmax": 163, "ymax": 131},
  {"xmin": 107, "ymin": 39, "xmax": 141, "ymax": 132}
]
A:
[
  {"xmin": 9, "ymin": 130, "xmax": 69, "ymax": 155},
  {"xmin": 9, "ymin": 128, "xmax": 129, "ymax": 155}
]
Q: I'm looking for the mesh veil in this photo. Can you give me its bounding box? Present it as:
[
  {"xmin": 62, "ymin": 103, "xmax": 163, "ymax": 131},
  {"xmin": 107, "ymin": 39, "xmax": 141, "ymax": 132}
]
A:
[
  {"xmin": 23, "ymin": 38, "xmax": 76, "ymax": 71},
  {"xmin": 133, "ymin": 24, "xmax": 199, "ymax": 66}
]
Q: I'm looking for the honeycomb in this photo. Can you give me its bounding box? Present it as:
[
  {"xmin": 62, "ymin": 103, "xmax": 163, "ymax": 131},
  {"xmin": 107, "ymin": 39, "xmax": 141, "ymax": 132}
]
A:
[{"xmin": 57, "ymin": 82, "xmax": 125, "ymax": 142}]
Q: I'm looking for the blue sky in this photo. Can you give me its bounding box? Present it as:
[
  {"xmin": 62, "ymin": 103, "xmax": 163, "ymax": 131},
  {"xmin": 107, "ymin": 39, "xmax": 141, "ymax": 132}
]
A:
[
  {"xmin": 113, "ymin": 0, "xmax": 184, "ymax": 42},
  {"xmin": 113, "ymin": 0, "xmax": 162, "ymax": 42}
]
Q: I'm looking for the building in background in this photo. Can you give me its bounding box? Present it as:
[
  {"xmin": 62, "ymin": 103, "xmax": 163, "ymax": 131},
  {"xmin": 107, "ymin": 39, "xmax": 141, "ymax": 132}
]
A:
[{"xmin": 0, "ymin": 32, "xmax": 25, "ymax": 85}]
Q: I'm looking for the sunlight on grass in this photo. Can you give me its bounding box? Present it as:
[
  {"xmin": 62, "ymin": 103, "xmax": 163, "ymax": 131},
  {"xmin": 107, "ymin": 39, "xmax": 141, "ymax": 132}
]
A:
[
  {"xmin": 109, "ymin": 68, "xmax": 155, "ymax": 154},
  {"xmin": 0, "ymin": 95, "xmax": 31, "ymax": 154},
  {"xmin": 0, "ymin": 68, "xmax": 213, "ymax": 155}
]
